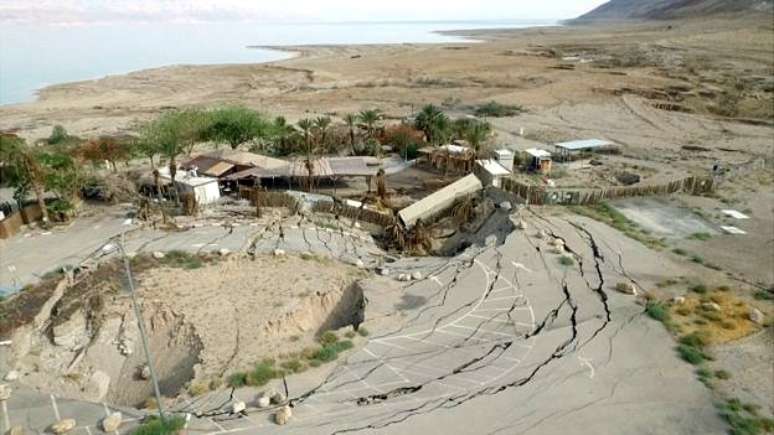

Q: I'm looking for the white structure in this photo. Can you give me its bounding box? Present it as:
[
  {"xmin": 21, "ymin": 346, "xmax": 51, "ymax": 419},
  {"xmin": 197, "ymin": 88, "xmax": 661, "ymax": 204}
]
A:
[
  {"xmin": 398, "ymin": 174, "xmax": 483, "ymax": 229},
  {"xmin": 493, "ymin": 149, "xmax": 515, "ymax": 172},
  {"xmin": 474, "ymin": 159, "xmax": 511, "ymax": 188},
  {"xmin": 158, "ymin": 166, "xmax": 221, "ymax": 205}
]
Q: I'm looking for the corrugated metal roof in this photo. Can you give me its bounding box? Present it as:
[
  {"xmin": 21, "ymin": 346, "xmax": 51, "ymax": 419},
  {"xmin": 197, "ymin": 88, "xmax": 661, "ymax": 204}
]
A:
[
  {"xmin": 204, "ymin": 150, "xmax": 288, "ymax": 169},
  {"xmin": 158, "ymin": 166, "xmax": 219, "ymax": 187},
  {"xmin": 328, "ymin": 157, "xmax": 379, "ymax": 177},
  {"xmin": 554, "ymin": 139, "xmax": 614, "ymax": 151},
  {"xmin": 525, "ymin": 148, "xmax": 552, "ymax": 158},
  {"xmin": 203, "ymin": 161, "xmax": 236, "ymax": 177},
  {"xmin": 398, "ymin": 173, "xmax": 483, "ymax": 228}
]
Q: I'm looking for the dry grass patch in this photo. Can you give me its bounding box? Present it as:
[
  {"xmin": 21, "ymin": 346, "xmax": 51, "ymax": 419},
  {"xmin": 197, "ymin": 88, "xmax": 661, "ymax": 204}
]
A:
[{"xmin": 668, "ymin": 291, "xmax": 760, "ymax": 344}]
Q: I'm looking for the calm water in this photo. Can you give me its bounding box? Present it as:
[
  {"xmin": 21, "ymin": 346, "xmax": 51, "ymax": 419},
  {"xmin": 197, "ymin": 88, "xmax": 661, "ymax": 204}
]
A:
[{"xmin": 0, "ymin": 20, "xmax": 555, "ymax": 105}]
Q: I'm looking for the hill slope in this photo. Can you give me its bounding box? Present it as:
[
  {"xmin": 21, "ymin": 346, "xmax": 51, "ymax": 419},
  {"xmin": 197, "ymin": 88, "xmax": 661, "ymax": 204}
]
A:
[{"xmin": 576, "ymin": 0, "xmax": 773, "ymax": 21}]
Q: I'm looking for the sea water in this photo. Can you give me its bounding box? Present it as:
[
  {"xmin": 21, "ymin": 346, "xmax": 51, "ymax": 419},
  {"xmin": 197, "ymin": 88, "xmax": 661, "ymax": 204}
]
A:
[{"xmin": 0, "ymin": 20, "xmax": 555, "ymax": 105}]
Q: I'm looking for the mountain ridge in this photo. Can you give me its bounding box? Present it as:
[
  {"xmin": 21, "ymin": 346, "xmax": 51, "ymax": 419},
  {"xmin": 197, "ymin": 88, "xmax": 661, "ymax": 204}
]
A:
[{"xmin": 576, "ymin": 0, "xmax": 774, "ymax": 21}]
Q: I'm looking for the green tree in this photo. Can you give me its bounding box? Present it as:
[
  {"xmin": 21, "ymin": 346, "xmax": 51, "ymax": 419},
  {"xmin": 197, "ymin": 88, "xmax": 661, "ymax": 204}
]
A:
[
  {"xmin": 0, "ymin": 134, "xmax": 50, "ymax": 225},
  {"xmin": 415, "ymin": 104, "xmax": 450, "ymax": 145},
  {"xmin": 206, "ymin": 106, "xmax": 271, "ymax": 150},
  {"xmin": 271, "ymin": 116, "xmax": 298, "ymax": 156},
  {"xmin": 47, "ymin": 125, "xmax": 69, "ymax": 145},
  {"xmin": 313, "ymin": 116, "xmax": 332, "ymax": 149},
  {"xmin": 357, "ymin": 109, "xmax": 383, "ymax": 140}
]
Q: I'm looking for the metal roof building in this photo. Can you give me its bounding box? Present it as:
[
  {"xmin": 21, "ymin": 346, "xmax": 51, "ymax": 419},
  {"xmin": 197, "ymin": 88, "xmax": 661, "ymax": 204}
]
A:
[
  {"xmin": 398, "ymin": 173, "xmax": 483, "ymax": 229},
  {"xmin": 554, "ymin": 139, "xmax": 615, "ymax": 152}
]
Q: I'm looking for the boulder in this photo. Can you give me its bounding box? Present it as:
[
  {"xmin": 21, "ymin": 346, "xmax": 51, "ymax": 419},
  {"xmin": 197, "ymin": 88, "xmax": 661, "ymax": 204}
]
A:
[
  {"xmin": 139, "ymin": 365, "xmax": 151, "ymax": 380},
  {"xmin": 8, "ymin": 425, "xmax": 24, "ymax": 435},
  {"xmin": 484, "ymin": 235, "xmax": 498, "ymax": 246},
  {"xmin": 499, "ymin": 201, "xmax": 512, "ymax": 211},
  {"xmin": 231, "ymin": 400, "xmax": 246, "ymax": 414},
  {"xmin": 0, "ymin": 384, "xmax": 11, "ymax": 401},
  {"xmin": 397, "ymin": 274, "xmax": 411, "ymax": 282},
  {"xmin": 218, "ymin": 248, "xmax": 231, "ymax": 257},
  {"xmin": 411, "ymin": 271, "xmax": 423, "ymax": 281},
  {"xmin": 4, "ymin": 370, "xmax": 19, "ymax": 382},
  {"xmin": 274, "ymin": 405, "xmax": 292, "ymax": 425},
  {"xmin": 152, "ymin": 251, "xmax": 165, "ymax": 259},
  {"xmin": 702, "ymin": 302, "xmax": 721, "ymax": 312},
  {"xmin": 378, "ymin": 267, "xmax": 390, "ymax": 276},
  {"xmin": 354, "ymin": 222, "xmax": 361, "ymax": 229},
  {"xmin": 256, "ymin": 394, "xmax": 271, "ymax": 408},
  {"xmin": 52, "ymin": 312, "xmax": 89, "ymax": 350},
  {"xmin": 535, "ymin": 230, "xmax": 548, "ymax": 239},
  {"xmin": 615, "ymin": 282, "xmax": 637, "ymax": 295},
  {"xmin": 273, "ymin": 249, "xmax": 286, "ymax": 257},
  {"xmin": 270, "ymin": 391, "xmax": 286, "ymax": 405},
  {"xmin": 50, "ymin": 419, "xmax": 77, "ymax": 434},
  {"xmin": 100, "ymin": 412, "xmax": 122, "ymax": 432},
  {"xmin": 516, "ymin": 220, "xmax": 528, "ymax": 230},
  {"xmin": 749, "ymin": 308, "xmax": 765, "ymax": 325},
  {"xmin": 354, "ymin": 259, "xmax": 365, "ymax": 269},
  {"xmin": 672, "ymin": 296, "xmax": 686, "ymax": 305}
]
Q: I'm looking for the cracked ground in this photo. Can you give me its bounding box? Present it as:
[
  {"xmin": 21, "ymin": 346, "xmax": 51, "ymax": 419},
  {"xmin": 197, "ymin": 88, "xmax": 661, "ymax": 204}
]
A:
[{"xmin": 2, "ymin": 212, "xmax": 727, "ymax": 434}]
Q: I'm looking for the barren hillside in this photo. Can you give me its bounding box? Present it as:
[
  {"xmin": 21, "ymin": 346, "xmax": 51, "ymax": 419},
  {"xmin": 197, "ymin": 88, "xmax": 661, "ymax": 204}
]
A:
[{"xmin": 576, "ymin": 0, "xmax": 773, "ymax": 21}]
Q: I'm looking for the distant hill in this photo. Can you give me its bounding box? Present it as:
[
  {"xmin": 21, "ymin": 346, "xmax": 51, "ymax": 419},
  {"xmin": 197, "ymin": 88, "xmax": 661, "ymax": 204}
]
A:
[{"xmin": 575, "ymin": 0, "xmax": 773, "ymax": 21}]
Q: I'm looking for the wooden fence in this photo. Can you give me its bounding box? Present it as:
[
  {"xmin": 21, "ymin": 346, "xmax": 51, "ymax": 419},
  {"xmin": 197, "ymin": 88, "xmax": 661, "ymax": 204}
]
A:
[
  {"xmin": 312, "ymin": 201, "xmax": 395, "ymax": 227},
  {"xmin": 501, "ymin": 175, "xmax": 715, "ymax": 206}
]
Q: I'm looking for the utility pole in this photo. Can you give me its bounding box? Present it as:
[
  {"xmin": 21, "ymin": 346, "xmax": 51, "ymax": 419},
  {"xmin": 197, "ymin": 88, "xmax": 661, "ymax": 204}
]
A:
[{"xmin": 119, "ymin": 232, "xmax": 166, "ymax": 422}]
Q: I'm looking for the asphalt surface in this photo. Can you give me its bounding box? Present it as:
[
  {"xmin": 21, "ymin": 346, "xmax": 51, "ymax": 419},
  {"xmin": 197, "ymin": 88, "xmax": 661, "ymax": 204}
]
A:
[{"xmin": 1, "ymin": 209, "xmax": 726, "ymax": 434}]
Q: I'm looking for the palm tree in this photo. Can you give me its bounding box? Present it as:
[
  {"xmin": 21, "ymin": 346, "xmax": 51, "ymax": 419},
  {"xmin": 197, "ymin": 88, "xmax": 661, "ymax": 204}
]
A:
[
  {"xmin": 297, "ymin": 118, "xmax": 316, "ymax": 190},
  {"xmin": 313, "ymin": 116, "xmax": 332, "ymax": 149},
  {"xmin": 343, "ymin": 113, "xmax": 358, "ymax": 154},
  {"xmin": 357, "ymin": 109, "xmax": 383, "ymax": 140},
  {"xmin": 414, "ymin": 104, "xmax": 450, "ymax": 145},
  {"xmin": 0, "ymin": 134, "xmax": 50, "ymax": 226},
  {"xmin": 464, "ymin": 120, "xmax": 492, "ymax": 152}
]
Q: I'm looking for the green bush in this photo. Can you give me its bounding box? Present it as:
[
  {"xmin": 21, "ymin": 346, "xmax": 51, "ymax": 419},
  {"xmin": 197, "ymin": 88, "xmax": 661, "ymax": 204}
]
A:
[
  {"xmin": 159, "ymin": 250, "xmax": 204, "ymax": 269},
  {"xmin": 331, "ymin": 340, "xmax": 354, "ymax": 353},
  {"xmin": 717, "ymin": 398, "xmax": 774, "ymax": 435},
  {"xmin": 672, "ymin": 248, "xmax": 688, "ymax": 256},
  {"xmin": 646, "ymin": 301, "xmax": 670, "ymax": 322},
  {"xmin": 558, "ymin": 255, "xmax": 574, "ymax": 266},
  {"xmin": 473, "ymin": 101, "xmax": 524, "ymax": 118},
  {"xmin": 679, "ymin": 332, "xmax": 707, "ymax": 349},
  {"xmin": 319, "ymin": 331, "xmax": 339, "ymax": 346},
  {"xmin": 689, "ymin": 232, "xmax": 713, "ymax": 241},
  {"xmin": 715, "ymin": 369, "xmax": 731, "ymax": 380},
  {"xmin": 227, "ymin": 372, "xmax": 247, "ymax": 388},
  {"xmin": 357, "ymin": 327, "xmax": 370, "ymax": 337},
  {"xmin": 690, "ymin": 284, "xmax": 708, "ymax": 294},
  {"xmin": 677, "ymin": 344, "xmax": 706, "ymax": 365},
  {"xmin": 280, "ymin": 359, "xmax": 305, "ymax": 373},
  {"xmin": 247, "ymin": 362, "xmax": 278, "ymax": 386},
  {"xmin": 313, "ymin": 346, "xmax": 339, "ymax": 362},
  {"xmin": 132, "ymin": 416, "xmax": 185, "ymax": 435}
]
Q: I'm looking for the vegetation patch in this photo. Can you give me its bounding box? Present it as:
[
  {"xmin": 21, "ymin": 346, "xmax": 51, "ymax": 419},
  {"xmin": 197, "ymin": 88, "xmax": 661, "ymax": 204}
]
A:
[
  {"xmin": 472, "ymin": 101, "xmax": 524, "ymax": 118},
  {"xmin": 716, "ymin": 399, "xmax": 774, "ymax": 435},
  {"xmin": 688, "ymin": 232, "xmax": 713, "ymax": 241},
  {"xmin": 132, "ymin": 416, "xmax": 186, "ymax": 435},
  {"xmin": 668, "ymin": 291, "xmax": 762, "ymax": 344},
  {"xmin": 158, "ymin": 250, "xmax": 205, "ymax": 270}
]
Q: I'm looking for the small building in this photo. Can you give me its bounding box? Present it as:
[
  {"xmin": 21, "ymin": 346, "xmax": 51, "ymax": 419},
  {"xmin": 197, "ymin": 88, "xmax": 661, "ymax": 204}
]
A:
[
  {"xmin": 492, "ymin": 149, "xmax": 515, "ymax": 172},
  {"xmin": 398, "ymin": 173, "xmax": 483, "ymax": 229},
  {"xmin": 553, "ymin": 139, "xmax": 616, "ymax": 161},
  {"xmin": 474, "ymin": 159, "xmax": 511, "ymax": 188},
  {"xmin": 524, "ymin": 148, "xmax": 552, "ymax": 174},
  {"xmin": 158, "ymin": 167, "xmax": 221, "ymax": 205}
]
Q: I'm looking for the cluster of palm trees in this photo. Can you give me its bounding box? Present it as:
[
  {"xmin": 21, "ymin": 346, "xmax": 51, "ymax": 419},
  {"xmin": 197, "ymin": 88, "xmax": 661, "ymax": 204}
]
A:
[{"xmin": 414, "ymin": 104, "xmax": 492, "ymax": 151}]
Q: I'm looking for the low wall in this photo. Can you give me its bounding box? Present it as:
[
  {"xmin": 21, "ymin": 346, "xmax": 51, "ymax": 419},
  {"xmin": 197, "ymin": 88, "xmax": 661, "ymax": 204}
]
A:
[
  {"xmin": 238, "ymin": 187, "xmax": 301, "ymax": 212},
  {"xmin": 312, "ymin": 201, "xmax": 395, "ymax": 227},
  {"xmin": 502, "ymin": 176, "xmax": 715, "ymax": 206}
]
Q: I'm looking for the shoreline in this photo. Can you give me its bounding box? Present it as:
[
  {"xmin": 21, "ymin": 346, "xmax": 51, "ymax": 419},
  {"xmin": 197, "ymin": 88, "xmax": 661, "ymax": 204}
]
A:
[{"xmin": 1, "ymin": 21, "xmax": 555, "ymax": 108}]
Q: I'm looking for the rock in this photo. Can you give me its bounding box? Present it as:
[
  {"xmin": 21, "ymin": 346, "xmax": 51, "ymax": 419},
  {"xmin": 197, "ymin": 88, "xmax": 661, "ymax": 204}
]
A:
[
  {"xmin": 273, "ymin": 249, "xmax": 286, "ymax": 257},
  {"xmin": 53, "ymin": 311, "xmax": 89, "ymax": 350},
  {"xmin": 749, "ymin": 308, "xmax": 765, "ymax": 325},
  {"xmin": 8, "ymin": 425, "xmax": 24, "ymax": 435},
  {"xmin": 256, "ymin": 394, "xmax": 271, "ymax": 408},
  {"xmin": 702, "ymin": 302, "xmax": 721, "ymax": 312},
  {"xmin": 270, "ymin": 391, "xmax": 286, "ymax": 405},
  {"xmin": 354, "ymin": 222, "xmax": 361, "ymax": 229},
  {"xmin": 50, "ymin": 419, "xmax": 76, "ymax": 434},
  {"xmin": 0, "ymin": 384, "xmax": 11, "ymax": 401},
  {"xmin": 615, "ymin": 282, "xmax": 637, "ymax": 295},
  {"xmin": 100, "ymin": 412, "xmax": 122, "ymax": 432},
  {"xmin": 672, "ymin": 296, "xmax": 686, "ymax": 305},
  {"xmin": 139, "ymin": 365, "xmax": 151, "ymax": 380},
  {"xmin": 152, "ymin": 251, "xmax": 165, "ymax": 259},
  {"xmin": 397, "ymin": 274, "xmax": 411, "ymax": 282},
  {"xmin": 551, "ymin": 238, "xmax": 565, "ymax": 248},
  {"xmin": 274, "ymin": 405, "xmax": 292, "ymax": 425},
  {"xmin": 516, "ymin": 220, "xmax": 527, "ymax": 230},
  {"xmin": 484, "ymin": 235, "xmax": 498, "ymax": 246},
  {"xmin": 4, "ymin": 370, "xmax": 19, "ymax": 381},
  {"xmin": 231, "ymin": 400, "xmax": 246, "ymax": 414},
  {"xmin": 499, "ymin": 201, "xmax": 512, "ymax": 211},
  {"xmin": 378, "ymin": 267, "xmax": 390, "ymax": 276},
  {"xmin": 354, "ymin": 259, "xmax": 365, "ymax": 269},
  {"xmin": 535, "ymin": 230, "xmax": 548, "ymax": 239},
  {"xmin": 218, "ymin": 248, "xmax": 231, "ymax": 256},
  {"xmin": 411, "ymin": 272, "xmax": 423, "ymax": 281}
]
